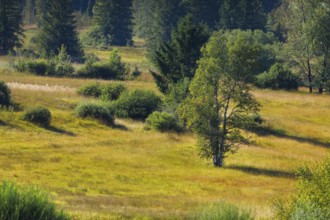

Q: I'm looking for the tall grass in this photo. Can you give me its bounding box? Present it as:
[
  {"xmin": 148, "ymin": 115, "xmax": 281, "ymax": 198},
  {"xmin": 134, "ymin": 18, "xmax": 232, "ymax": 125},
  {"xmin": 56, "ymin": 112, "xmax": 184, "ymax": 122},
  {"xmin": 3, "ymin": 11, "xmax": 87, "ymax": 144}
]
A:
[
  {"xmin": 193, "ymin": 202, "xmax": 254, "ymax": 220},
  {"xmin": 0, "ymin": 181, "xmax": 70, "ymax": 220}
]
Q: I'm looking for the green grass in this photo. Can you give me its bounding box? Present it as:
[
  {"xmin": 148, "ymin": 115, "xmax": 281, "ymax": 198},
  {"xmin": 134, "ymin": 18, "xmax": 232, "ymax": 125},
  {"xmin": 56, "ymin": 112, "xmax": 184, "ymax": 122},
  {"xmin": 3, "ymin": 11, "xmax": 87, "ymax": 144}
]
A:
[{"xmin": 0, "ymin": 43, "xmax": 329, "ymax": 219}]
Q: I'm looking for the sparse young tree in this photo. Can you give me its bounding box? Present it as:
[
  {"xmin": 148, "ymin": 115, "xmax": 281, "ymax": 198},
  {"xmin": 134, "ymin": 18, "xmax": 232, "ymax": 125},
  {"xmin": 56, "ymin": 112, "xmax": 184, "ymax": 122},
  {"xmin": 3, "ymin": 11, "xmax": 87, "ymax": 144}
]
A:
[
  {"xmin": 0, "ymin": 0, "xmax": 23, "ymax": 55},
  {"xmin": 179, "ymin": 30, "xmax": 261, "ymax": 167},
  {"xmin": 35, "ymin": 0, "xmax": 84, "ymax": 61}
]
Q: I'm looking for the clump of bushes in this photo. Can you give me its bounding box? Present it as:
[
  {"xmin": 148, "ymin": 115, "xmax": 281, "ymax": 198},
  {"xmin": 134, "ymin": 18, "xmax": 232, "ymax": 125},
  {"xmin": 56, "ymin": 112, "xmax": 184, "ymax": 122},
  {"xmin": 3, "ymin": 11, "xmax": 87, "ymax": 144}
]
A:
[
  {"xmin": 77, "ymin": 82, "xmax": 102, "ymax": 98},
  {"xmin": 100, "ymin": 84, "xmax": 127, "ymax": 101},
  {"xmin": 110, "ymin": 90, "xmax": 161, "ymax": 120},
  {"xmin": 15, "ymin": 59, "xmax": 49, "ymax": 75},
  {"xmin": 0, "ymin": 81, "xmax": 11, "ymax": 107},
  {"xmin": 255, "ymin": 63, "xmax": 299, "ymax": 90},
  {"xmin": 77, "ymin": 83, "xmax": 127, "ymax": 101},
  {"xmin": 273, "ymin": 158, "xmax": 330, "ymax": 220},
  {"xmin": 76, "ymin": 49, "xmax": 128, "ymax": 80},
  {"xmin": 0, "ymin": 181, "xmax": 70, "ymax": 220},
  {"xmin": 75, "ymin": 102, "xmax": 114, "ymax": 125},
  {"xmin": 192, "ymin": 201, "xmax": 254, "ymax": 220},
  {"xmin": 21, "ymin": 106, "xmax": 52, "ymax": 127},
  {"xmin": 145, "ymin": 111, "xmax": 181, "ymax": 132}
]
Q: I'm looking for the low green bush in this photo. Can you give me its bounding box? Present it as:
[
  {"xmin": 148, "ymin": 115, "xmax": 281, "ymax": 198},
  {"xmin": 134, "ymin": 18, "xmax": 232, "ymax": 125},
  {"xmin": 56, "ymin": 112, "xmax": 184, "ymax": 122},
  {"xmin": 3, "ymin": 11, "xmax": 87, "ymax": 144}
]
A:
[
  {"xmin": 100, "ymin": 84, "xmax": 127, "ymax": 101},
  {"xmin": 273, "ymin": 158, "xmax": 330, "ymax": 220},
  {"xmin": 21, "ymin": 106, "xmax": 52, "ymax": 127},
  {"xmin": 0, "ymin": 81, "xmax": 11, "ymax": 107},
  {"xmin": 145, "ymin": 111, "xmax": 181, "ymax": 132},
  {"xmin": 77, "ymin": 83, "xmax": 102, "ymax": 98},
  {"xmin": 255, "ymin": 63, "xmax": 299, "ymax": 90},
  {"xmin": 75, "ymin": 102, "xmax": 114, "ymax": 125},
  {"xmin": 192, "ymin": 201, "xmax": 254, "ymax": 220},
  {"xmin": 81, "ymin": 26, "xmax": 110, "ymax": 49},
  {"xmin": 0, "ymin": 181, "xmax": 70, "ymax": 220},
  {"xmin": 111, "ymin": 90, "xmax": 162, "ymax": 120},
  {"xmin": 15, "ymin": 59, "xmax": 50, "ymax": 75},
  {"xmin": 76, "ymin": 49, "xmax": 128, "ymax": 80},
  {"xmin": 15, "ymin": 59, "xmax": 74, "ymax": 77}
]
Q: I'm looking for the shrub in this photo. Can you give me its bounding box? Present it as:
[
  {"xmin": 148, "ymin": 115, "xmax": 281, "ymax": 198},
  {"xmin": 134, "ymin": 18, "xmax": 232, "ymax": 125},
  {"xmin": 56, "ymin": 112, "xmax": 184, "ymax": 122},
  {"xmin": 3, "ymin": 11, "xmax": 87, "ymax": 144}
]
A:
[
  {"xmin": 76, "ymin": 49, "xmax": 128, "ymax": 80},
  {"xmin": 53, "ymin": 63, "xmax": 75, "ymax": 77},
  {"xmin": 77, "ymin": 83, "xmax": 102, "ymax": 98},
  {"xmin": 0, "ymin": 181, "xmax": 70, "ymax": 220},
  {"xmin": 100, "ymin": 84, "xmax": 127, "ymax": 101},
  {"xmin": 75, "ymin": 102, "xmax": 114, "ymax": 125},
  {"xmin": 273, "ymin": 158, "xmax": 330, "ymax": 220},
  {"xmin": 0, "ymin": 81, "xmax": 11, "ymax": 107},
  {"xmin": 145, "ymin": 111, "xmax": 181, "ymax": 132},
  {"xmin": 255, "ymin": 63, "xmax": 299, "ymax": 90},
  {"xmin": 192, "ymin": 201, "xmax": 254, "ymax": 220},
  {"xmin": 81, "ymin": 26, "xmax": 110, "ymax": 49},
  {"xmin": 111, "ymin": 90, "xmax": 162, "ymax": 120},
  {"xmin": 21, "ymin": 106, "xmax": 52, "ymax": 127},
  {"xmin": 15, "ymin": 59, "xmax": 49, "ymax": 75}
]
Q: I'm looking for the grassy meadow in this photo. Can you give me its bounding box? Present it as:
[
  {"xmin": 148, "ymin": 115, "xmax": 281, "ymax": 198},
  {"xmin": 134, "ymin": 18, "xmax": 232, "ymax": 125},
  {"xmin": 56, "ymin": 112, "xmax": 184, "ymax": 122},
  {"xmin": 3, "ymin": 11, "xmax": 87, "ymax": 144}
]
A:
[{"xmin": 0, "ymin": 41, "xmax": 330, "ymax": 219}]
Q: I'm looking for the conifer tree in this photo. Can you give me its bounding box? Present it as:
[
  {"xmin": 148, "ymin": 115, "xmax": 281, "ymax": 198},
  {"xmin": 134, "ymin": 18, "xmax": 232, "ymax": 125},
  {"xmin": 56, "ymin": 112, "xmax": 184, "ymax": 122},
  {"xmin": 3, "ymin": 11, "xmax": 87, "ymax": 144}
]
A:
[
  {"xmin": 220, "ymin": 0, "xmax": 266, "ymax": 30},
  {"xmin": 0, "ymin": 0, "xmax": 23, "ymax": 55},
  {"xmin": 151, "ymin": 15, "xmax": 210, "ymax": 94},
  {"xmin": 93, "ymin": 0, "xmax": 133, "ymax": 46},
  {"xmin": 35, "ymin": 0, "xmax": 84, "ymax": 61}
]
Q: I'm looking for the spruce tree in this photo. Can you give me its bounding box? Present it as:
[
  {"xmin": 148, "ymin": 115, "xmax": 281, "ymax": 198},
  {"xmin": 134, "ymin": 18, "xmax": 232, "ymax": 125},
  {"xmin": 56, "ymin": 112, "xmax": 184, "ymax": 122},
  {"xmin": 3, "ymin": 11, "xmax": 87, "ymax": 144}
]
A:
[
  {"xmin": 151, "ymin": 15, "xmax": 210, "ymax": 94},
  {"xmin": 220, "ymin": 0, "xmax": 266, "ymax": 30},
  {"xmin": 35, "ymin": 0, "xmax": 83, "ymax": 61},
  {"xmin": 93, "ymin": 0, "xmax": 133, "ymax": 46},
  {"xmin": 0, "ymin": 0, "xmax": 23, "ymax": 55},
  {"xmin": 182, "ymin": 0, "xmax": 223, "ymax": 29}
]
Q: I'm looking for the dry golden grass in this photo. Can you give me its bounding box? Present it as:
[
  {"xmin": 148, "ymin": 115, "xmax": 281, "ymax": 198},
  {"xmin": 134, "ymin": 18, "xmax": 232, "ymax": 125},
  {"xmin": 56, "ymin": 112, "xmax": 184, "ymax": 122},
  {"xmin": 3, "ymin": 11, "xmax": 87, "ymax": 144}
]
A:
[{"xmin": 0, "ymin": 46, "xmax": 329, "ymax": 219}]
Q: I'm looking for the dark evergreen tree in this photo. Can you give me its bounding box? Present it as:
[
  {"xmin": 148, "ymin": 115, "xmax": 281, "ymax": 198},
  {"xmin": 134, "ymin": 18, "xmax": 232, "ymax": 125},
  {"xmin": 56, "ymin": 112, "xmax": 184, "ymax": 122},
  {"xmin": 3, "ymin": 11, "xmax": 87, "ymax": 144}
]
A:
[
  {"xmin": 220, "ymin": 0, "xmax": 266, "ymax": 30},
  {"xmin": 93, "ymin": 0, "xmax": 133, "ymax": 46},
  {"xmin": 0, "ymin": 0, "xmax": 23, "ymax": 55},
  {"xmin": 35, "ymin": 0, "xmax": 84, "ymax": 60},
  {"xmin": 182, "ymin": 0, "xmax": 223, "ymax": 29},
  {"xmin": 151, "ymin": 15, "xmax": 210, "ymax": 94}
]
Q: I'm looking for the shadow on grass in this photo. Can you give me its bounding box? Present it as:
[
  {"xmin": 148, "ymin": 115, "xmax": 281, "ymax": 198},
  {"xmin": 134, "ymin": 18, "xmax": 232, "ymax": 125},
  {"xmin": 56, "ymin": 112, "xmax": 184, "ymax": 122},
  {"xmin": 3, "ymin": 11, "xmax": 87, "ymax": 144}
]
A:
[
  {"xmin": 226, "ymin": 165, "xmax": 296, "ymax": 179},
  {"xmin": 250, "ymin": 126, "xmax": 330, "ymax": 148},
  {"xmin": 0, "ymin": 119, "xmax": 6, "ymax": 126},
  {"xmin": 46, "ymin": 126, "xmax": 76, "ymax": 136},
  {"xmin": 112, "ymin": 123, "xmax": 129, "ymax": 131}
]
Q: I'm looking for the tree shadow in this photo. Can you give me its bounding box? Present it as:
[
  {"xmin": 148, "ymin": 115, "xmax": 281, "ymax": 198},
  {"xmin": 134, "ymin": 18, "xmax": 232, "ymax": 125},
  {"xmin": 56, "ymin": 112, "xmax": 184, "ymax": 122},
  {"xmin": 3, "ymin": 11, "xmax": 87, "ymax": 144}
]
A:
[
  {"xmin": 112, "ymin": 123, "xmax": 129, "ymax": 131},
  {"xmin": 46, "ymin": 126, "xmax": 76, "ymax": 136},
  {"xmin": 0, "ymin": 119, "xmax": 6, "ymax": 126},
  {"xmin": 250, "ymin": 126, "xmax": 330, "ymax": 148},
  {"xmin": 226, "ymin": 165, "xmax": 296, "ymax": 179}
]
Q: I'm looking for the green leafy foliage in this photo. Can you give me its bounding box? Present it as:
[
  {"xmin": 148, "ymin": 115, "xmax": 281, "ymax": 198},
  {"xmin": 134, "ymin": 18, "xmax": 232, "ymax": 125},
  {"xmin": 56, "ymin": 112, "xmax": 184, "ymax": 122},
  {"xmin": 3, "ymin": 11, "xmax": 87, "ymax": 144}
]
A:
[
  {"xmin": 21, "ymin": 106, "xmax": 52, "ymax": 127},
  {"xmin": 192, "ymin": 201, "xmax": 254, "ymax": 220},
  {"xmin": 256, "ymin": 63, "xmax": 299, "ymax": 90},
  {"xmin": 0, "ymin": 81, "xmax": 11, "ymax": 107},
  {"xmin": 179, "ymin": 30, "xmax": 261, "ymax": 167},
  {"xmin": 0, "ymin": 181, "xmax": 70, "ymax": 220},
  {"xmin": 100, "ymin": 84, "xmax": 127, "ymax": 101},
  {"xmin": 75, "ymin": 102, "xmax": 114, "ymax": 125},
  {"xmin": 15, "ymin": 59, "xmax": 49, "ymax": 75},
  {"xmin": 145, "ymin": 111, "xmax": 180, "ymax": 132},
  {"xmin": 111, "ymin": 90, "xmax": 162, "ymax": 120},
  {"xmin": 273, "ymin": 158, "xmax": 330, "ymax": 220}
]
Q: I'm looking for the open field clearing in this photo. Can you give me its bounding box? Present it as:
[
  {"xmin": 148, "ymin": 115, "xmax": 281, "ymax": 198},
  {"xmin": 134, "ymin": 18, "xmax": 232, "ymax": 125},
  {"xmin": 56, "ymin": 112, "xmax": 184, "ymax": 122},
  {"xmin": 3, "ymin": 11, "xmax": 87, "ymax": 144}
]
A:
[{"xmin": 0, "ymin": 67, "xmax": 329, "ymax": 219}]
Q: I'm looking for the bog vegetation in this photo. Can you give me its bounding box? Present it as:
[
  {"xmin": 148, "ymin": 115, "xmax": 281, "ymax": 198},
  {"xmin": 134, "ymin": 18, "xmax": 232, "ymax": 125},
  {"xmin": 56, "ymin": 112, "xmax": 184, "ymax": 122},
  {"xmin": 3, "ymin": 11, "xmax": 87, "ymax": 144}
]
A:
[{"xmin": 0, "ymin": 0, "xmax": 329, "ymax": 219}]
